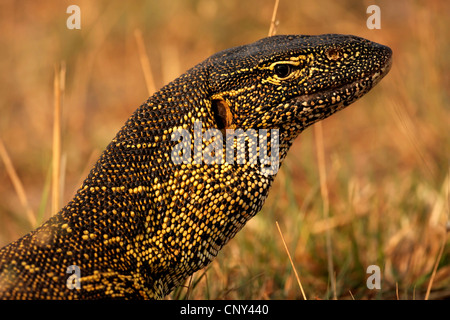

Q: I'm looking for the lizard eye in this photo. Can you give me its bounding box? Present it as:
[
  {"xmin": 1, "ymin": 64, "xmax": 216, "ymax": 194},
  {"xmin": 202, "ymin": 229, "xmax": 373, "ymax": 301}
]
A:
[{"xmin": 274, "ymin": 64, "xmax": 292, "ymax": 79}]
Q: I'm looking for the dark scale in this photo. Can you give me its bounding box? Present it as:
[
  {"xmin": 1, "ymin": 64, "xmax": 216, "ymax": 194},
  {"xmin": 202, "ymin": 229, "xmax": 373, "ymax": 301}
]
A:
[{"xmin": 0, "ymin": 34, "xmax": 391, "ymax": 299}]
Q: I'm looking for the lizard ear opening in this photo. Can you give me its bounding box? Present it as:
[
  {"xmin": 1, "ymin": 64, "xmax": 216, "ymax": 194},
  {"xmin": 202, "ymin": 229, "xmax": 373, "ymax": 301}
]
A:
[{"xmin": 211, "ymin": 99, "xmax": 233, "ymax": 131}]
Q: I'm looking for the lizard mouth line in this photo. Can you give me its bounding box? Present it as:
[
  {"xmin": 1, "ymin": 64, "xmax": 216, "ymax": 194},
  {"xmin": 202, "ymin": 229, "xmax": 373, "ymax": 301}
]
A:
[{"xmin": 293, "ymin": 56, "xmax": 393, "ymax": 111}]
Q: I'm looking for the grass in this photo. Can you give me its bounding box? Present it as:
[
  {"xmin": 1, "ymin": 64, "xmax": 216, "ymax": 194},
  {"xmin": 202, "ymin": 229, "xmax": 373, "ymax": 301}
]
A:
[{"xmin": 0, "ymin": 0, "xmax": 449, "ymax": 300}]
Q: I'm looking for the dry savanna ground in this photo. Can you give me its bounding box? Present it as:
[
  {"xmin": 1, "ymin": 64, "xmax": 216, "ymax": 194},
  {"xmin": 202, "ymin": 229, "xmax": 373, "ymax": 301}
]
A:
[{"xmin": 0, "ymin": 0, "xmax": 448, "ymax": 300}]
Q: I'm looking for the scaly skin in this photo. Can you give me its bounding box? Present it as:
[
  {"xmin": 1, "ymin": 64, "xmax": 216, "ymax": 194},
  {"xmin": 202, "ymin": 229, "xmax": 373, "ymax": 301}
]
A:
[{"xmin": 0, "ymin": 34, "xmax": 392, "ymax": 299}]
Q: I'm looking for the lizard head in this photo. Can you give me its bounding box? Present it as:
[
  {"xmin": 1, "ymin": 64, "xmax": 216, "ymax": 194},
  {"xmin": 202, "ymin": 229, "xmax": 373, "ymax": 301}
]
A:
[{"xmin": 207, "ymin": 34, "xmax": 392, "ymax": 141}]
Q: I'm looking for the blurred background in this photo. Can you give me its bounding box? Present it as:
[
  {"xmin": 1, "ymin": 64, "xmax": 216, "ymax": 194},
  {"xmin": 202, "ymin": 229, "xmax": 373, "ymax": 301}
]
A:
[{"xmin": 0, "ymin": 0, "xmax": 448, "ymax": 299}]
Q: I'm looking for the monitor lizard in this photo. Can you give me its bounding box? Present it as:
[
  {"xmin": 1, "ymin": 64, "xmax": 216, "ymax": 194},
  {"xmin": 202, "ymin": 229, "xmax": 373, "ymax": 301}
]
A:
[{"xmin": 0, "ymin": 34, "xmax": 392, "ymax": 299}]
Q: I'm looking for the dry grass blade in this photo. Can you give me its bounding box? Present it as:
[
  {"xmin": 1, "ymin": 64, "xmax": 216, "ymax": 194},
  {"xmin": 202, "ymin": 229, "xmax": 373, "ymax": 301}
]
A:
[
  {"xmin": 396, "ymin": 282, "xmax": 399, "ymax": 300},
  {"xmin": 447, "ymin": 165, "xmax": 450, "ymax": 232},
  {"xmin": 424, "ymin": 231, "xmax": 447, "ymax": 300},
  {"xmin": 134, "ymin": 29, "xmax": 156, "ymax": 96},
  {"xmin": 349, "ymin": 290, "xmax": 355, "ymax": 300},
  {"xmin": 314, "ymin": 122, "xmax": 337, "ymax": 299},
  {"xmin": 73, "ymin": 149, "xmax": 101, "ymax": 194},
  {"xmin": 185, "ymin": 275, "xmax": 193, "ymax": 300},
  {"xmin": 0, "ymin": 138, "xmax": 36, "ymax": 228},
  {"xmin": 276, "ymin": 221, "xmax": 307, "ymax": 300},
  {"xmin": 268, "ymin": 0, "xmax": 280, "ymax": 37},
  {"xmin": 52, "ymin": 62, "xmax": 65, "ymax": 216},
  {"xmin": 389, "ymin": 101, "xmax": 435, "ymax": 180}
]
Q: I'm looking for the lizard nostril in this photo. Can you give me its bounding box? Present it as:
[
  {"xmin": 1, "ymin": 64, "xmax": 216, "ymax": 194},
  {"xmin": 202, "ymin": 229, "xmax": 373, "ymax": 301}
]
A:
[{"xmin": 325, "ymin": 47, "xmax": 342, "ymax": 61}]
